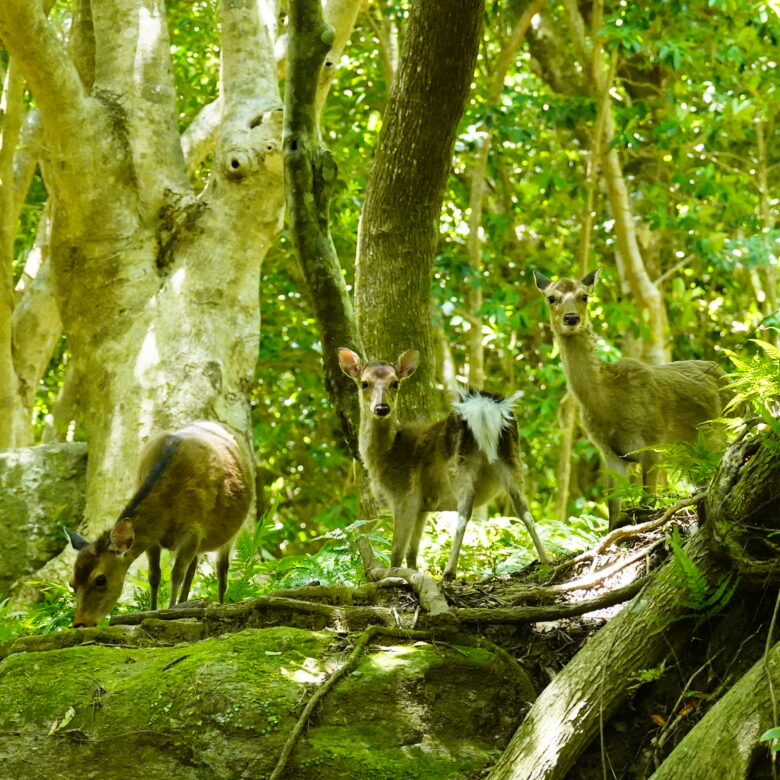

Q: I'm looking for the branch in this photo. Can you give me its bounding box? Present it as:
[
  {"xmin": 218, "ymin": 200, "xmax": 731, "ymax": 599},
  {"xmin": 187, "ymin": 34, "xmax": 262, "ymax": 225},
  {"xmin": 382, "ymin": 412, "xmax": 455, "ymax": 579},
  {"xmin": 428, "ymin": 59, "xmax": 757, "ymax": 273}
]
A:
[
  {"xmin": 91, "ymin": 0, "xmax": 187, "ymax": 200},
  {"xmin": 181, "ymin": 99, "xmax": 222, "ymax": 176},
  {"xmin": 314, "ymin": 0, "xmax": 364, "ymax": 122},
  {"xmin": 216, "ymin": 0, "xmax": 282, "ymax": 181},
  {"xmin": 0, "ymin": 1, "xmax": 87, "ymax": 126},
  {"xmin": 357, "ymin": 536, "xmax": 452, "ymax": 619}
]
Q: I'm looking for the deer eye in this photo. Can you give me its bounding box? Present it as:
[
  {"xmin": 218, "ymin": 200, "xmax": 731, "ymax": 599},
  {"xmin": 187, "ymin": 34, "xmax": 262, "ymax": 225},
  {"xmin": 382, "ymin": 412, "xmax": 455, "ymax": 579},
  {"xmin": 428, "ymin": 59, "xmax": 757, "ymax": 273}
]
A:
[
  {"xmin": 391, "ymin": 381, "xmax": 400, "ymax": 389},
  {"xmin": 361, "ymin": 381, "xmax": 369, "ymax": 389},
  {"xmin": 581, "ymin": 294, "xmax": 588, "ymax": 302},
  {"xmin": 547, "ymin": 296, "xmax": 556, "ymax": 304},
  {"xmin": 94, "ymin": 574, "xmax": 108, "ymax": 587}
]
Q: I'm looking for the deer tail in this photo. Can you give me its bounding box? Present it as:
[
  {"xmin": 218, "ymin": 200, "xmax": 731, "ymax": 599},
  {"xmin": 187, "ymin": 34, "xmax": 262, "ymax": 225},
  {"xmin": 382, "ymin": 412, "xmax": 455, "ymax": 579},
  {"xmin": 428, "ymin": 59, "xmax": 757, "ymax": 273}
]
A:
[
  {"xmin": 120, "ymin": 434, "xmax": 182, "ymax": 520},
  {"xmin": 453, "ymin": 391, "xmax": 522, "ymax": 464}
]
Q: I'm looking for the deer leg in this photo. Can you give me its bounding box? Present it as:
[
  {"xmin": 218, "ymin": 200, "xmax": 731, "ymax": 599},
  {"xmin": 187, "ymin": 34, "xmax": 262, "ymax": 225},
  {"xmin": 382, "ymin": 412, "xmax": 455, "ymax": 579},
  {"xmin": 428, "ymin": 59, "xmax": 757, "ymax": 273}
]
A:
[
  {"xmin": 405, "ymin": 512, "xmax": 428, "ymax": 570},
  {"xmin": 146, "ymin": 544, "xmax": 161, "ymax": 611},
  {"xmin": 602, "ymin": 451, "xmax": 629, "ymax": 530},
  {"xmin": 216, "ymin": 544, "xmax": 232, "ymax": 603},
  {"xmin": 169, "ymin": 533, "xmax": 199, "ymax": 607},
  {"xmin": 443, "ymin": 491, "xmax": 475, "ymax": 581},
  {"xmin": 391, "ymin": 500, "xmax": 420, "ymax": 568},
  {"xmin": 178, "ymin": 555, "xmax": 199, "ymax": 603},
  {"xmin": 508, "ymin": 489, "xmax": 550, "ymax": 565},
  {"xmin": 641, "ymin": 454, "xmax": 660, "ymax": 497}
]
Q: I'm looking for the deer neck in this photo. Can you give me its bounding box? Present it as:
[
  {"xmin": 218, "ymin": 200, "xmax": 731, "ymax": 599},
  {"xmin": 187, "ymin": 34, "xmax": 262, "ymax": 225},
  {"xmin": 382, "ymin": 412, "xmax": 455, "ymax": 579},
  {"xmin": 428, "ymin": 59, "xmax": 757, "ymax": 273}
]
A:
[
  {"xmin": 358, "ymin": 410, "xmax": 399, "ymax": 476},
  {"xmin": 555, "ymin": 327, "xmax": 604, "ymax": 409}
]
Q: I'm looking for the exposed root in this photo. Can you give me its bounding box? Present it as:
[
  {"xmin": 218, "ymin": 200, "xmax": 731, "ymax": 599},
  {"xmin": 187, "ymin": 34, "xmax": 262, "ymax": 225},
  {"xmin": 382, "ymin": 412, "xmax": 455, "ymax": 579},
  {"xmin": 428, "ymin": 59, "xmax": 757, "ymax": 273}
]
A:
[{"xmin": 356, "ymin": 536, "xmax": 452, "ymax": 620}]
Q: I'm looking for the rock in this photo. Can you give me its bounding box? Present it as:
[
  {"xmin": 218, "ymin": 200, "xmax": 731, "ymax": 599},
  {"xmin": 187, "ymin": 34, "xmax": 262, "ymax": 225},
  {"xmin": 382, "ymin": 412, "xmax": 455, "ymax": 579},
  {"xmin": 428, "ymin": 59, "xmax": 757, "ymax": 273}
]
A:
[
  {"xmin": 0, "ymin": 625, "xmax": 528, "ymax": 779},
  {"xmin": 0, "ymin": 442, "xmax": 87, "ymax": 598}
]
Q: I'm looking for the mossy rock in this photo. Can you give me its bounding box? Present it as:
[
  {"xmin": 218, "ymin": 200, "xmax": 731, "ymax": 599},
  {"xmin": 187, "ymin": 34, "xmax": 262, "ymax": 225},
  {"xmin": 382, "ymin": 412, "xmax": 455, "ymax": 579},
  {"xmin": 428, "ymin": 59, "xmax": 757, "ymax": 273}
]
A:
[
  {"xmin": 0, "ymin": 625, "xmax": 527, "ymax": 779},
  {"xmin": 0, "ymin": 442, "xmax": 88, "ymax": 598}
]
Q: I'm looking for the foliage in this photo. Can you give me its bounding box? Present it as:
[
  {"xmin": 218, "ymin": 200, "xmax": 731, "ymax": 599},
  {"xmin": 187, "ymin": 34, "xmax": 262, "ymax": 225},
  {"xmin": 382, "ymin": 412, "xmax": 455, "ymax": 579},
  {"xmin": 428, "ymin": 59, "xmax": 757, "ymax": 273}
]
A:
[
  {"xmin": 5, "ymin": 0, "xmax": 780, "ymax": 584},
  {"xmin": 724, "ymin": 339, "xmax": 780, "ymax": 420},
  {"xmin": 760, "ymin": 726, "xmax": 780, "ymax": 753},
  {"xmin": 0, "ymin": 582, "xmax": 76, "ymax": 640},
  {"xmin": 668, "ymin": 527, "xmax": 738, "ymax": 626},
  {"xmin": 644, "ymin": 431, "xmax": 725, "ymax": 487}
]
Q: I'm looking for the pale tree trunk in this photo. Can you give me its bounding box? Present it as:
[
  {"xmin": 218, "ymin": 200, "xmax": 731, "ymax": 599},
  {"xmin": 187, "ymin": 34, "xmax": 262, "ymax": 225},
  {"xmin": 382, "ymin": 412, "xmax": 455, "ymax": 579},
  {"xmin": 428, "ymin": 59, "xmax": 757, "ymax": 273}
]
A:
[
  {"xmin": 355, "ymin": 0, "xmax": 484, "ymax": 422},
  {"xmin": 0, "ymin": 0, "xmax": 286, "ymax": 584},
  {"xmin": 465, "ymin": 0, "xmax": 544, "ymax": 391},
  {"xmin": 0, "ymin": 63, "xmax": 34, "ymax": 446},
  {"xmin": 561, "ymin": 0, "xmax": 671, "ymax": 364}
]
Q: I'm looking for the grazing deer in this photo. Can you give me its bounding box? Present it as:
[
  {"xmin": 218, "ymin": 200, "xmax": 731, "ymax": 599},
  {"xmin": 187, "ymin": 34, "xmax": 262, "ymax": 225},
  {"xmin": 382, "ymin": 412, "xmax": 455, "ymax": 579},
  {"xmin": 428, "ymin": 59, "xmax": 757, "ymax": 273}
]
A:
[
  {"xmin": 535, "ymin": 268, "xmax": 729, "ymax": 528},
  {"xmin": 338, "ymin": 347, "xmax": 549, "ymax": 579},
  {"xmin": 67, "ymin": 421, "xmax": 252, "ymax": 627}
]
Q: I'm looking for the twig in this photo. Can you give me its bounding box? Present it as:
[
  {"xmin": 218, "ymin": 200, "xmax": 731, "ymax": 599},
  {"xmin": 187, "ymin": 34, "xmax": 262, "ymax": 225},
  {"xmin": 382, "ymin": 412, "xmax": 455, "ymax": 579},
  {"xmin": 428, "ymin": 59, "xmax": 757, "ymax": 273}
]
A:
[
  {"xmin": 268, "ymin": 624, "xmax": 383, "ymax": 780},
  {"xmin": 594, "ymin": 492, "xmax": 707, "ymax": 555}
]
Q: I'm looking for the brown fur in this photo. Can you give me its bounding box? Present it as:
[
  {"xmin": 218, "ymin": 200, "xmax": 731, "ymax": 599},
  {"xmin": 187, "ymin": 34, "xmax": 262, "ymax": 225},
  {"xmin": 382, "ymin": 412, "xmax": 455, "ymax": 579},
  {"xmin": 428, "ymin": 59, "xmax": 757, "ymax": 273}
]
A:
[
  {"xmin": 338, "ymin": 348, "xmax": 549, "ymax": 579},
  {"xmin": 68, "ymin": 421, "xmax": 252, "ymax": 627},
  {"xmin": 535, "ymin": 269, "xmax": 729, "ymax": 529}
]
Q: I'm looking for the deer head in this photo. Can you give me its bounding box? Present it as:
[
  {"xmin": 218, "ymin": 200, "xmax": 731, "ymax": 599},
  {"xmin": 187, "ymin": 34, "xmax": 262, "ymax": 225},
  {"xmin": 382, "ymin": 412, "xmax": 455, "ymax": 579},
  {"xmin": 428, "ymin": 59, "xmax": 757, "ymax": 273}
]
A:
[
  {"xmin": 67, "ymin": 521, "xmax": 135, "ymax": 627},
  {"xmin": 534, "ymin": 268, "xmax": 602, "ymax": 336},
  {"xmin": 337, "ymin": 348, "xmax": 420, "ymax": 417}
]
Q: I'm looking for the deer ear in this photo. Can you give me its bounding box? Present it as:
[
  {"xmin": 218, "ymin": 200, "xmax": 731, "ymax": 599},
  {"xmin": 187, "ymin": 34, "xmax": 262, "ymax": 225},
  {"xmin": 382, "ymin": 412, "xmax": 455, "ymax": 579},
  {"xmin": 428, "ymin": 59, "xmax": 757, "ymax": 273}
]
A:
[
  {"xmin": 533, "ymin": 270, "xmax": 552, "ymax": 292},
  {"xmin": 109, "ymin": 520, "xmax": 134, "ymax": 555},
  {"xmin": 581, "ymin": 267, "xmax": 602, "ymax": 291},
  {"xmin": 337, "ymin": 348, "xmax": 363, "ymax": 378},
  {"xmin": 396, "ymin": 349, "xmax": 420, "ymax": 379},
  {"xmin": 66, "ymin": 527, "xmax": 90, "ymax": 551}
]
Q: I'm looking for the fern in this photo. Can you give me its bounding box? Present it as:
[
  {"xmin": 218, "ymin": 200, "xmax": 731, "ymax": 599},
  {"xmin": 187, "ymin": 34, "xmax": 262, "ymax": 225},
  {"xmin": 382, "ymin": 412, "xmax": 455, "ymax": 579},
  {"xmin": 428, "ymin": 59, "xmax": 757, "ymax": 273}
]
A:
[
  {"xmin": 643, "ymin": 431, "xmax": 724, "ymax": 487},
  {"xmin": 724, "ymin": 339, "xmax": 780, "ymax": 421},
  {"xmin": 669, "ymin": 527, "xmax": 737, "ymax": 625}
]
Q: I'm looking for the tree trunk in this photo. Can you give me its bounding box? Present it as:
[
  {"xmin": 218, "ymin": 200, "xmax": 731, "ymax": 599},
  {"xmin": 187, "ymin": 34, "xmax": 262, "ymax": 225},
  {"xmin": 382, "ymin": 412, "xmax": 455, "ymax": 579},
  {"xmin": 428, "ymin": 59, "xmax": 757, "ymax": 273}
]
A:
[
  {"xmin": 649, "ymin": 637, "xmax": 780, "ymax": 779},
  {"xmin": 489, "ymin": 424, "xmax": 780, "ymax": 778},
  {"xmin": 355, "ymin": 0, "xmax": 484, "ymax": 422},
  {"xmin": 284, "ymin": 0, "xmax": 364, "ymax": 457}
]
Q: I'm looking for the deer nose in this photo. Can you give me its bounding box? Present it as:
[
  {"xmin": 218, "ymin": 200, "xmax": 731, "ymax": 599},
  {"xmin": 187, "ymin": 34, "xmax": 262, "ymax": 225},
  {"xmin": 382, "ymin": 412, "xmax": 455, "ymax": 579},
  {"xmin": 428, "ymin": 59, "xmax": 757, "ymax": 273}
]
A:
[
  {"xmin": 373, "ymin": 404, "xmax": 391, "ymax": 417},
  {"xmin": 563, "ymin": 313, "xmax": 580, "ymax": 326}
]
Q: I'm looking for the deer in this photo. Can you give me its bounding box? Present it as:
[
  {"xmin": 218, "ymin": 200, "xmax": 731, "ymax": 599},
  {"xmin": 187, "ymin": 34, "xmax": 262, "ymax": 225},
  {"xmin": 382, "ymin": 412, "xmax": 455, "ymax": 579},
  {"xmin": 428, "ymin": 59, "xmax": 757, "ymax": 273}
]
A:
[
  {"xmin": 66, "ymin": 420, "xmax": 253, "ymax": 627},
  {"xmin": 338, "ymin": 347, "xmax": 550, "ymax": 579},
  {"xmin": 534, "ymin": 268, "xmax": 730, "ymax": 529}
]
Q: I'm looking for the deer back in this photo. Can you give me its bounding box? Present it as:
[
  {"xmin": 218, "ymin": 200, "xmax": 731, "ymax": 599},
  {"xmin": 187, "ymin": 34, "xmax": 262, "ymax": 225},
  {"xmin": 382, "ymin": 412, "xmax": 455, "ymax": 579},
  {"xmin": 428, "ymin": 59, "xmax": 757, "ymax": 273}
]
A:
[{"xmin": 68, "ymin": 421, "xmax": 252, "ymax": 626}]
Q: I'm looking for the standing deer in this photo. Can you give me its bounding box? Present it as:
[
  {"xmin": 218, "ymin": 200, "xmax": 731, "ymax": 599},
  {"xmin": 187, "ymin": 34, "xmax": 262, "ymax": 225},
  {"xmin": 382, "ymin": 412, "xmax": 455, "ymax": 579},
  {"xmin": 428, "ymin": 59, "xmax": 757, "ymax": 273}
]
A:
[
  {"xmin": 535, "ymin": 268, "xmax": 729, "ymax": 528},
  {"xmin": 67, "ymin": 421, "xmax": 252, "ymax": 627},
  {"xmin": 338, "ymin": 347, "xmax": 550, "ymax": 579}
]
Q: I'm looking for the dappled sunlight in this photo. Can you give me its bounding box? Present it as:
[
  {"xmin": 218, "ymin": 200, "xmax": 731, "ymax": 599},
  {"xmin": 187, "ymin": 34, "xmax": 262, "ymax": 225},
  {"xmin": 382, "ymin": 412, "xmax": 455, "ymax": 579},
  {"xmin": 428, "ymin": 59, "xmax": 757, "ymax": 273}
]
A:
[
  {"xmin": 134, "ymin": 6, "xmax": 165, "ymax": 83},
  {"xmin": 279, "ymin": 656, "xmax": 325, "ymax": 685}
]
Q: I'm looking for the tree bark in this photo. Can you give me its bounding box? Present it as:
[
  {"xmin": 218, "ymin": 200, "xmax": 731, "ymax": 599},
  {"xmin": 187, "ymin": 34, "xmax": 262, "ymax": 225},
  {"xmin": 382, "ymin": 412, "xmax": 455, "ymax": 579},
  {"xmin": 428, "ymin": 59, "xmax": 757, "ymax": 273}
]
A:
[
  {"xmin": 489, "ymin": 424, "xmax": 780, "ymax": 778},
  {"xmin": 355, "ymin": 0, "xmax": 484, "ymax": 422},
  {"xmin": 284, "ymin": 0, "xmax": 363, "ymax": 457},
  {"xmin": 649, "ymin": 636, "xmax": 780, "ymax": 779}
]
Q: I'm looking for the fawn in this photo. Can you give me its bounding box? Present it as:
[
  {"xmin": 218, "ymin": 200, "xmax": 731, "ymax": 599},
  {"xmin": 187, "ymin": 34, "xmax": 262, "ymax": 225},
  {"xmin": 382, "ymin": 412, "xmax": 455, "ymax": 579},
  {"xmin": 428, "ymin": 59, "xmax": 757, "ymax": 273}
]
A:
[
  {"xmin": 535, "ymin": 268, "xmax": 729, "ymax": 528},
  {"xmin": 67, "ymin": 421, "xmax": 252, "ymax": 627},
  {"xmin": 338, "ymin": 347, "xmax": 549, "ymax": 579}
]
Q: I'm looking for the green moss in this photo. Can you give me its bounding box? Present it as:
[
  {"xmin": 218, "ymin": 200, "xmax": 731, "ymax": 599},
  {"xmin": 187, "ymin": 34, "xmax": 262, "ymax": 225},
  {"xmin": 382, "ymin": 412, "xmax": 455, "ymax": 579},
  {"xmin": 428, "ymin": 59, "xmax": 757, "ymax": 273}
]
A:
[{"xmin": 0, "ymin": 627, "xmax": 523, "ymax": 779}]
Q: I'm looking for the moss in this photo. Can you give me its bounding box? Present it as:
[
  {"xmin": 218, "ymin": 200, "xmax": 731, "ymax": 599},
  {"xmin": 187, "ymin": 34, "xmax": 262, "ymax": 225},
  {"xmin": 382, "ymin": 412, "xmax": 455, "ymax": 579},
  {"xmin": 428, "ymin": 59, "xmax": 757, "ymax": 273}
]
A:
[{"xmin": 0, "ymin": 627, "xmax": 524, "ymax": 779}]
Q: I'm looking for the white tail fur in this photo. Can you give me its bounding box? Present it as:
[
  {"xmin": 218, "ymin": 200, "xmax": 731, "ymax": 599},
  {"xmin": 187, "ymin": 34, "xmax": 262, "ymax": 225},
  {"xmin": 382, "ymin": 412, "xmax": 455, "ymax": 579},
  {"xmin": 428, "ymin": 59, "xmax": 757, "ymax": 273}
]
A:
[{"xmin": 453, "ymin": 392, "xmax": 522, "ymax": 464}]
